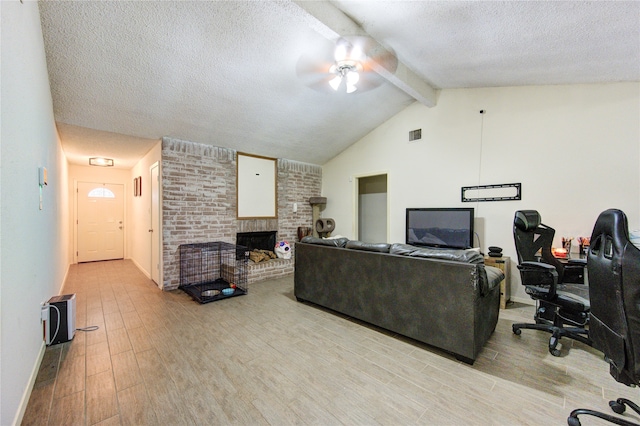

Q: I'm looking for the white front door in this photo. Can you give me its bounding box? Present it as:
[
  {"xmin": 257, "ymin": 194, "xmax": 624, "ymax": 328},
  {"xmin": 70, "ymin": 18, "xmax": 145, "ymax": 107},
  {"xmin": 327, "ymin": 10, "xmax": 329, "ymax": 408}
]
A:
[
  {"xmin": 77, "ymin": 182, "xmax": 124, "ymax": 262},
  {"xmin": 150, "ymin": 163, "xmax": 161, "ymax": 287}
]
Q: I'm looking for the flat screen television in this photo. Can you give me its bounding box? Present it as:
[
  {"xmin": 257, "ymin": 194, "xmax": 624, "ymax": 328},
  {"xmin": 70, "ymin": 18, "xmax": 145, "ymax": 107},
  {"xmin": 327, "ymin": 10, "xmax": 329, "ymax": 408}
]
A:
[{"xmin": 406, "ymin": 207, "xmax": 474, "ymax": 249}]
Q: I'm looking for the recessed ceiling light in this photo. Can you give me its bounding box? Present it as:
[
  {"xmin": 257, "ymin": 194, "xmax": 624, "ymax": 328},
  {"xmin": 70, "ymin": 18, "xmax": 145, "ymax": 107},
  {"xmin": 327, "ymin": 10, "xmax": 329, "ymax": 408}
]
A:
[{"xmin": 89, "ymin": 157, "xmax": 114, "ymax": 167}]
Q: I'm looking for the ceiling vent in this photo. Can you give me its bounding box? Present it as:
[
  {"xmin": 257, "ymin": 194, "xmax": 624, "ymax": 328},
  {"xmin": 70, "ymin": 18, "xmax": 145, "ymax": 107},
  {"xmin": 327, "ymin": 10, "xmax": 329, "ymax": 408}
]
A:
[{"xmin": 409, "ymin": 129, "xmax": 422, "ymax": 141}]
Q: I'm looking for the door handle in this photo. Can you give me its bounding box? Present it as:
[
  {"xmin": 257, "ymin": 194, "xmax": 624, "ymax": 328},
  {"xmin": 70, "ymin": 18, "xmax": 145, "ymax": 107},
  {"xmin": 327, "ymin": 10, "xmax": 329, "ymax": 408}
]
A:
[
  {"xmin": 119, "ymin": 226, "xmax": 123, "ymax": 230},
  {"xmin": 148, "ymin": 229, "xmax": 153, "ymax": 233}
]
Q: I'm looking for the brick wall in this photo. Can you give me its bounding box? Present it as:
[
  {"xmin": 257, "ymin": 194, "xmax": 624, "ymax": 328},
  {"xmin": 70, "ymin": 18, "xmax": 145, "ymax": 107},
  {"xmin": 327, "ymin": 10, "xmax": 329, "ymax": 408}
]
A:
[{"xmin": 161, "ymin": 137, "xmax": 321, "ymax": 290}]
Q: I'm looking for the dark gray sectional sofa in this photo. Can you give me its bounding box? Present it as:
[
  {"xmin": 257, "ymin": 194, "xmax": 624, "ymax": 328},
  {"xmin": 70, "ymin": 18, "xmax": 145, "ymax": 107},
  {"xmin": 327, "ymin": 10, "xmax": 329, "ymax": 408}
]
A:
[{"xmin": 294, "ymin": 237, "xmax": 504, "ymax": 364}]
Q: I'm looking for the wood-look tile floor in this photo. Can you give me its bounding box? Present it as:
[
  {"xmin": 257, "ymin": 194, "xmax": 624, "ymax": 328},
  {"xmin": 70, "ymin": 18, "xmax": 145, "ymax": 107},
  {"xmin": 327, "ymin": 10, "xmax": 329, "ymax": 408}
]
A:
[{"xmin": 22, "ymin": 259, "xmax": 639, "ymax": 425}]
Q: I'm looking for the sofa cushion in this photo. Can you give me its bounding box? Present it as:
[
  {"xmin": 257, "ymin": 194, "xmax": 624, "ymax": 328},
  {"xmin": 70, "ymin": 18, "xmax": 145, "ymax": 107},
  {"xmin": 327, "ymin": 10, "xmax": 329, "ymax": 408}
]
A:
[
  {"xmin": 389, "ymin": 243, "xmax": 484, "ymax": 264},
  {"xmin": 300, "ymin": 236, "xmax": 349, "ymax": 248},
  {"xmin": 345, "ymin": 240, "xmax": 391, "ymax": 253}
]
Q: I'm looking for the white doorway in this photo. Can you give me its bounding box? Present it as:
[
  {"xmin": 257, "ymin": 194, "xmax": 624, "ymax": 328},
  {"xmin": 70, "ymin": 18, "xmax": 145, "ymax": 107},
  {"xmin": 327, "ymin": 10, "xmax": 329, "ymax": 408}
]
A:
[
  {"xmin": 76, "ymin": 182, "xmax": 125, "ymax": 262},
  {"xmin": 357, "ymin": 174, "xmax": 388, "ymax": 243},
  {"xmin": 150, "ymin": 162, "xmax": 161, "ymax": 287}
]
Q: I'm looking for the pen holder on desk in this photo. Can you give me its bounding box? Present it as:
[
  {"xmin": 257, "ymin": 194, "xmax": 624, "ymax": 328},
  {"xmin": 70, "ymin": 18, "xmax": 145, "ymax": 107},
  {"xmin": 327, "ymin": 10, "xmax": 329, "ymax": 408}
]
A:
[{"xmin": 562, "ymin": 239, "xmax": 572, "ymax": 259}]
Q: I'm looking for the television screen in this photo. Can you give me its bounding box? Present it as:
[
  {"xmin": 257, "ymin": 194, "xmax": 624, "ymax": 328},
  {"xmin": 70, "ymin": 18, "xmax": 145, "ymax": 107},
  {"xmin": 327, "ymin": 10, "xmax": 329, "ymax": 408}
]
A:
[{"xmin": 406, "ymin": 208, "xmax": 474, "ymax": 249}]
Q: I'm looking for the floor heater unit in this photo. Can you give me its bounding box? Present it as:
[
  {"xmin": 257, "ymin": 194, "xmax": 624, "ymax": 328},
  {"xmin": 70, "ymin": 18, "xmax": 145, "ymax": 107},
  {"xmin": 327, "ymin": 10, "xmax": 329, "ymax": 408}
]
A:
[{"xmin": 43, "ymin": 294, "xmax": 76, "ymax": 345}]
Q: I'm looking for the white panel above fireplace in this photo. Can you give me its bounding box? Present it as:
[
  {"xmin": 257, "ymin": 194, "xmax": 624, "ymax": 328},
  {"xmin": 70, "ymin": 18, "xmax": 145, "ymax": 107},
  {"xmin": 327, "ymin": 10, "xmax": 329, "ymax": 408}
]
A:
[{"xmin": 237, "ymin": 153, "xmax": 277, "ymax": 219}]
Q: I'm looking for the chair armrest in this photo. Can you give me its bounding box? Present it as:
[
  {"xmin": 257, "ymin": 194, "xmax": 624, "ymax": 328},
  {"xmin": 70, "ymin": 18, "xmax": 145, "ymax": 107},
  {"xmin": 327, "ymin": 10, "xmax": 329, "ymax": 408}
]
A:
[
  {"xmin": 567, "ymin": 258, "xmax": 587, "ymax": 266},
  {"xmin": 519, "ymin": 261, "xmax": 556, "ymax": 272},
  {"xmin": 518, "ymin": 261, "xmax": 558, "ymax": 299}
]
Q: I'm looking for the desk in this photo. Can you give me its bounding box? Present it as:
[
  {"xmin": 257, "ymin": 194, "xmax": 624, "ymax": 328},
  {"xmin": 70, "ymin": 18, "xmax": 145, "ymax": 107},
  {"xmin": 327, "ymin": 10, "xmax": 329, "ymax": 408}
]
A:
[{"xmin": 484, "ymin": 256, "xmax": 511, "ymax": 309}]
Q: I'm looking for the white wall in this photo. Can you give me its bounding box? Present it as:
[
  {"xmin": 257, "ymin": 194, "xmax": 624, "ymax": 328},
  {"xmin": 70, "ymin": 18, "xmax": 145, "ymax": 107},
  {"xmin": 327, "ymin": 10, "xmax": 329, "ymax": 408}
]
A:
[
  {"xmin": 128, "ymin": 142, "xmax": 162, "ymax": 278},
  {"xmin": 1, "ymin": 1, "xmax": 70, "ymax": 424},
  {"xmin": 321, "ymin": 83, "xmax": 640, "ymax": 303}
]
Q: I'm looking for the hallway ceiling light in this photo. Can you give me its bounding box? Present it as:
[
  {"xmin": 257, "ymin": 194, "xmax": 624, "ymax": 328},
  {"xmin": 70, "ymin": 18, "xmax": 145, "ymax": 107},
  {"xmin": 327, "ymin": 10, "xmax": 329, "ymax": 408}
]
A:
[{"xmin": 89, "ymin": 157, "xmax": 114, "ymax": 167}]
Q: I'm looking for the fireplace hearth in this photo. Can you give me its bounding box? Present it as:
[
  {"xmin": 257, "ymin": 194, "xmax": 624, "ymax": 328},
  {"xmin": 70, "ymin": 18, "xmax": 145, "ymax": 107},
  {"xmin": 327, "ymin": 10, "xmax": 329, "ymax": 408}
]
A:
[{"xmin": 236, "ymin": 231, "xmax": 277, "ymax": 252}]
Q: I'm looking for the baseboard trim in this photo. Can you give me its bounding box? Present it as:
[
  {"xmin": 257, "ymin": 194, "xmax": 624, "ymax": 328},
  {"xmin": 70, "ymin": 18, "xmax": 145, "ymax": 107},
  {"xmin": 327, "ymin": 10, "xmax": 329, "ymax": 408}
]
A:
[
  {"xmin": 12, "ymin": 342, "xmax": 46, "ymax": 426},
  {"xmin": 129, "ymin": 257, "xmax": 150, "ymax": 279}
]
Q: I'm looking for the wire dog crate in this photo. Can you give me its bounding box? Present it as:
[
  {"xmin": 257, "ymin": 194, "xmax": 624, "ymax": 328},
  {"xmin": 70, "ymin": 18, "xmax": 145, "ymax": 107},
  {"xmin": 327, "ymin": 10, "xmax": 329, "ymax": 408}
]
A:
[{"xmin": 179, "ymin": 242, "xmax": 249, "ymax": 304}]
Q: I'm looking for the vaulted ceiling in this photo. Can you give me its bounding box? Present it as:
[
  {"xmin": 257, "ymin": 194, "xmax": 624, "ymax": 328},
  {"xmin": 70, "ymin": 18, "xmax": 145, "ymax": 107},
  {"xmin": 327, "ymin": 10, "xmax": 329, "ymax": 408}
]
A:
[{"xmin": 39, "ymin": 1, "xmax": 640, "ymax": 168}]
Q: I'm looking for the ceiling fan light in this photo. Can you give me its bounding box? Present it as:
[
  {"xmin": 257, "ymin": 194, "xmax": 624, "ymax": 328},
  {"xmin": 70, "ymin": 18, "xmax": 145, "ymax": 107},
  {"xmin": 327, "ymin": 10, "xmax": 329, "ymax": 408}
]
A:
[
  {"xmin": 350, "ymin": 45, "xmax": 363, "ymax": 61},
  {"xmin": 334, "ymin": 44, "xmax": 347, "ymax": 62},
  {"xmin": 346, "ymin": 83, "xmax": 357, "ymax": 94},
  {"xmin": 346, "ymin": 70, "xmax": 359, "ymax": 85},
  {"xmin": 329, "ymin": 75, "xmax": 342, "ymax": 91}
]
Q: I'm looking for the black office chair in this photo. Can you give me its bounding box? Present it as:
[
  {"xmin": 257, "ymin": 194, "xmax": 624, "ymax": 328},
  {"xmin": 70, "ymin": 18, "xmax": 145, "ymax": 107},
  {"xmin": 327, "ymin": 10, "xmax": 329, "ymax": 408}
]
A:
[
  {"xmin": 512, "ymin": 210, "xmax": 591, "ymax": 356},
  {"xmin": 568, "ymin": 209, "xmax": 640, "ymax": 426},
  {"xmin": 513, "ymin": 210, "xmax": 587, "ymax": 284}
]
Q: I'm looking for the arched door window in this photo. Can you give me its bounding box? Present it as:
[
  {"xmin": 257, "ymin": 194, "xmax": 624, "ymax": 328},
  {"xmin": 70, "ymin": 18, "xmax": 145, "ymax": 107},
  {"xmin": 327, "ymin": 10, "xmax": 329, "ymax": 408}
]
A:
[{"xmin": 88, "ymin": 187, "xmax": 115, "ymax": 198}]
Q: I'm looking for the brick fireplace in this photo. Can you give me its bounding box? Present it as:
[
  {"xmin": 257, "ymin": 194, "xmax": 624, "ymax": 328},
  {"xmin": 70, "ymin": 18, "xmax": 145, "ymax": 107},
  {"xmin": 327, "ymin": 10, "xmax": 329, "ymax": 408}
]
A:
[{"xmin": 161, "ymin": 137, "xmax": 321, "ymax": 290}]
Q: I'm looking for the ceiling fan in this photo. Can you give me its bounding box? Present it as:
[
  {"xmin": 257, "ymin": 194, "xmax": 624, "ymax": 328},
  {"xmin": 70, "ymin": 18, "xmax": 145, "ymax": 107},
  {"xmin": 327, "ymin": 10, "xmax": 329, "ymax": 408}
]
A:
[{"xmin": 297, "ymin": 36, "xmax": 398, "ymax": 94}]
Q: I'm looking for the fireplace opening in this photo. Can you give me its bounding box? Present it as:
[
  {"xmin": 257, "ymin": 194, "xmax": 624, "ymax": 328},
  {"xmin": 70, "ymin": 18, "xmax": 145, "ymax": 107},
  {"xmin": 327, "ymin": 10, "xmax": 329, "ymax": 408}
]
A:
[{"xmin": 236, "ymin": 231, "xmax": 277, "ymax": 252}]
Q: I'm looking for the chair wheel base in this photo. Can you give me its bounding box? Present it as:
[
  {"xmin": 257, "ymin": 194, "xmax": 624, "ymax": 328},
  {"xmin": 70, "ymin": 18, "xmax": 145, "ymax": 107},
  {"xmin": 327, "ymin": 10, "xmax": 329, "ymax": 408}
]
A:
[
  {"xmin": 567, "ymin": 415, "xmax": 581, "ymax": 426},
  {"xmin": 568, "ymin": 400, "xmax": 640, "ymax": 426},
  {"xmin": 610, "ymin": 400, "xmax": 626, "ymax": 415},
  {"xmin": 511, "ymin": 321, "xmax": 590, "ymax": 357}
]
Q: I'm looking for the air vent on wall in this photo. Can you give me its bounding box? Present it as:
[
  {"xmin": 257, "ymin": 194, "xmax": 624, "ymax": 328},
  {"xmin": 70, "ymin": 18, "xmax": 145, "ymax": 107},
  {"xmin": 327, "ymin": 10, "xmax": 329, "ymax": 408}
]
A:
[{"xmin": 409, "ymin": 129, "xmax": 422, "ymax": 141}]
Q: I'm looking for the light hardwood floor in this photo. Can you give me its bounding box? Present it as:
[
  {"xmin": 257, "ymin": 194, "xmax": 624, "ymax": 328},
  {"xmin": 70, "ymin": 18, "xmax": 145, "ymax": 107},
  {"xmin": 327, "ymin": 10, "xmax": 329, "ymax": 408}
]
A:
[{"xmin": 21, "ymin": 259, "xmax": 639, "ymax": 425}]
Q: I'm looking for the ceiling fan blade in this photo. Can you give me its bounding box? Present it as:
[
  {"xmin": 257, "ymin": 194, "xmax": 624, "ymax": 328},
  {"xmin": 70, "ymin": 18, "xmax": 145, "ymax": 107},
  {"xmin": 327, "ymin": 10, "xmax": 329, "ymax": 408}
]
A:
[
  {"xmin": 296, "ymin": 37, "xmax": 337, "ymax": 92},
  {"xmin": 296, "ymin": 56, "xmax": 334, "ymax": 92},
  {"xmin": 341, "ymin": 35, "xmax": 398, "ymax": 75},
  {"xmin": 353, "ymin": 71, "xmax": 386, "ymax": 92}
]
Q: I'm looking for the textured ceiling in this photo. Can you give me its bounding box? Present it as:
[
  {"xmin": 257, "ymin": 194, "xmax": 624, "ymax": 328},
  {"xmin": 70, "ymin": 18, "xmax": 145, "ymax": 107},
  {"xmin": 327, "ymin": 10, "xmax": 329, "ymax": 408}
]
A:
[
  {"xmin": 336, "ymin": 1, "xmax": 640, "ymax": 89},
  {"xmin": 39, "ymin": 1, "xmax": 640, "ymax": 168}
]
